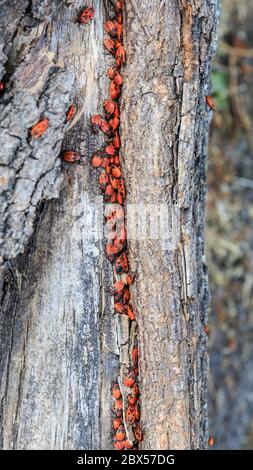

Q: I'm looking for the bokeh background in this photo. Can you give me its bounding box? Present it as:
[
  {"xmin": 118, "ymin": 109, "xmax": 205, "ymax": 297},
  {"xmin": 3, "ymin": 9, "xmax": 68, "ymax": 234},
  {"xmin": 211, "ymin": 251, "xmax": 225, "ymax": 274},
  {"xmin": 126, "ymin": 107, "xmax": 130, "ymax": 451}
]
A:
[{"xmin": 207, "ymin": 0, "xmax": 253, "ymax": 450}]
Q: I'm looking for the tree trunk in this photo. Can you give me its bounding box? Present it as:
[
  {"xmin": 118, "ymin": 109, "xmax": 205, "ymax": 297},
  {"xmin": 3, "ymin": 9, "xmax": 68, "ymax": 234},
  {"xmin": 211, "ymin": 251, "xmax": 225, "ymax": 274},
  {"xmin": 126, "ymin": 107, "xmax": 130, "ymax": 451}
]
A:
[{"xmin": 0, "ymin": 0, "xmax": 218, "ymax": 450}]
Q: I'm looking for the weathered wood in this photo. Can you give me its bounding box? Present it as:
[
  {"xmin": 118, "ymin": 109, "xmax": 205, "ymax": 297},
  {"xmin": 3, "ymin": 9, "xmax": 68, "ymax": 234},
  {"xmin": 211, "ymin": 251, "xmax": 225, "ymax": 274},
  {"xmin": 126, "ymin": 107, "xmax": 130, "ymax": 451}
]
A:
[
  {"xmin": 0, "ymin": 0, "xmax": 119, "ymax": 450},
  {"xmin": 0, "ymin": 0, "xmax": 218, "ymax": 450},
  {"xmin": 121, "ymin": 0, "xmax": 218, "ymax": 449},
  {"xmin": 0, "ymin": 180, "xmax": 101, "ymax": 449}
]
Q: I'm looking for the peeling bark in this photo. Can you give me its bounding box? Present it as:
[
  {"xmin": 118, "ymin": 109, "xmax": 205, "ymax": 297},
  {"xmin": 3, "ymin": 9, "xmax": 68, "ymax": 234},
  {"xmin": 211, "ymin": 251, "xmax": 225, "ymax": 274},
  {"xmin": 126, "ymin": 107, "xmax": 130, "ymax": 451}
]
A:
[{"xmin": 0, "ymin": 0, "xmax": 218, "ymax": 450}]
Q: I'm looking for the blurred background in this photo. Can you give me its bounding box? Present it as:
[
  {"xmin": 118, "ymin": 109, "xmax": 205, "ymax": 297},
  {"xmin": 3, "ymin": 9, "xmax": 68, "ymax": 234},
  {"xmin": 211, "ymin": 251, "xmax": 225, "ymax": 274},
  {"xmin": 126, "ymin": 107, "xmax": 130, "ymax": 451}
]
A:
[{"xmin": 207, "ymin": 0, "xmax": 253, "ymax": 450}]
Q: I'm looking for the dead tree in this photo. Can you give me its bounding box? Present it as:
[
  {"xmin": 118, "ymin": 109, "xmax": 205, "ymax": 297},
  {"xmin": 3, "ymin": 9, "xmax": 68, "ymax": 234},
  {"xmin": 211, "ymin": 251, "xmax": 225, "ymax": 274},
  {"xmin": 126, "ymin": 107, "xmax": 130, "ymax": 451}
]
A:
[{"xmin": 0, "ymin": 0, "xmax": 218, "ymax": 450}]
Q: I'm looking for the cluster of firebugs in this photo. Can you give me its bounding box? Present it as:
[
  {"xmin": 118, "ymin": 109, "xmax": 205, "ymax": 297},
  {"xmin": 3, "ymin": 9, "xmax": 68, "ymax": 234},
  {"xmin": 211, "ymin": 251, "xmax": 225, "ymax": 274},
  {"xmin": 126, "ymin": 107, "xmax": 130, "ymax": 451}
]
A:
[
  {"xmin": 90, "ymin": 2, "xmax": 142, "ymax": 450},
  {"xmin": 23, "ymin": 2, "xmax": 141, "ymax": 450},
  {"xmin": 0, "ymin": 2, "xmax": 218, "ymax": 450}
]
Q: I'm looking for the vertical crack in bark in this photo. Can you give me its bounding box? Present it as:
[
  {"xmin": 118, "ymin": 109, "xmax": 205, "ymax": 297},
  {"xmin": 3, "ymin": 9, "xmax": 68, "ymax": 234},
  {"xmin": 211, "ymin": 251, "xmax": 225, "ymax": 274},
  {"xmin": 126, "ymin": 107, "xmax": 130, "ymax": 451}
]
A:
[{"xmin": 90, "ymin": 1, "xmax": 142, "ymax": 450}]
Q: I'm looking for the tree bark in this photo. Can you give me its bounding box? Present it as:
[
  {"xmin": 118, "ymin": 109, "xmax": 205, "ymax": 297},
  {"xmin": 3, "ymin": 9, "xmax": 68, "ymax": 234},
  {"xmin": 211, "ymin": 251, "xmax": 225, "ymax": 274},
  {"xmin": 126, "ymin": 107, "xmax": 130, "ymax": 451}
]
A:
[
  {"xmin": 122, "ymin": 0, "xmax": 218, "ymax": 450},
  {"xmin": 0, "ymin": 0, "xmax": 218, "ymax": 450}
]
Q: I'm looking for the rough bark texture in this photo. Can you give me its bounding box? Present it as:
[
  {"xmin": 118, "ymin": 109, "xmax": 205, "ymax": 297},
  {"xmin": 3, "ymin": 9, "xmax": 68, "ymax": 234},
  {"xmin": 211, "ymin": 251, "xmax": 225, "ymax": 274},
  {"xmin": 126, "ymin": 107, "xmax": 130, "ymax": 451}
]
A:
[
  {"xmin": 122, "ymin": 0, "xmax": 217, "ymax": 449},
  {"xmin": 0, "ymin": 0, "xmax": 218, "ymax": 450}
]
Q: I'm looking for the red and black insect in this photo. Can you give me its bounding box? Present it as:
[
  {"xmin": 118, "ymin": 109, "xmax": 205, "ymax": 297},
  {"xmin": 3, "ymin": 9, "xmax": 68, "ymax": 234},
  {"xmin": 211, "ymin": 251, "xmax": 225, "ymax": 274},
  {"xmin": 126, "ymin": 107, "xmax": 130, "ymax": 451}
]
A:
[
  {"xmin": 90, "ymin": 114, "xmax": 112, "ymax": 135},
  {"xmin": 126, "ymin": 404, "xmax": 137, "ymax": 425},
  {"xmin": 100, "ymin": 156, "xmax": 109, "ymax": 168},
  {"xmin": 105, "ymin": 143, "xmax": 117, "ymax": 156},
  {"xmin": 112, "ymin": 280, "xmax": 125, "ymax": 295},
  {"xmin": 99, "ymin": 172, "xmax": 109, "ymax": 191},
  {"xmin": 117, "ymin": 23, "xmax": 123, "ymax": 41},
  {"xmin": 79, "ymin": 6, "xmax": 95, "ymax": 24},
  {"xmin": 134, "ymin": 425, "xmax": 143, "ymax": 442},
  {"xmin": 92, "ymin": 152, "xmax": 103, "ymax": 167},
  {"xmin": 114, "ymin": 71, "xmax": 123, "ymax": 86},
  {"xmin": 103, "ymin": 100, "xmax": 116, "ymax": 116},
  {"xmin": 117, "ymin": 178, "xmax": 126, "ymax": 200},
  {"xmin": 123, "ymin": 439, "xmax": 133, "ymax": 449},
  {"xmin": 116, "ymin": 12, "xmax": 123, "ymax": 25},
  {"xmin": 135, "ymin": 405, "xmax": 141, "ymax": 422},
  {"xmin": 114, "ymin": 155, "xmax": 120, "ymax": 165},
  {"xmin": 110, "ymin": 80, "xmax": 121, "ymax": 100},
  {"xmin": 103, "ymin": 38, "xmax": 116, "ymax": 55},
  {"xmin": 127, "ymin": 394, "xmax": 138, "ymax": 405},
  {"xmin": 126, "ymin": 273, "xmax": 135, "ymax": 285},
  {"xmin": 109, "ymin": 117, "xmax": 120, "ymax": 132},
  {"xmin": 63, "ymin": 150, "xmax": 80, "ymax": 163},
  {"xmin": 106, "ymin": 243, "xmax": 123, "ymax": 260},
  {"xmin": 90, "ymin": 114, "xmax": 102, "ymax": 133},
  {"xmin": 104, "ymin": 20, "xmax": 117, "ymax": 37},
  {"xmin": 107, "ymin": 66, "xmax": 118, "ymax": 80},
  {"xmin": 66, "ymin": 104, "xmax": 76, "ymax": 122},
  {"xmin": 115, "ymin": 43, "xmax": 126, "ymax": 66},
  {"xmin": 113, "ymin": 417, "xmax": 122, "ymax": 431},
  {"xmin": 124, "ymin": 372, "xmax": 136, "ymax": 388},
  {"xmin": 113, "ymin": 439, "xmax": 125, "ymax": 450},
  {"xmin": 115, "ymin": 1, "xmax": 123, "ymax": 13},
  {"xmin": 115, "ymin": 426, "xmax": 126, "ymax": 442},
  {"xmin": 113, "ymin": 132, "xmax": 121, "ymax": 149},
  {"xmin": 124, "ymin": 402, "xmax": 140, "ymax": 424},
  {"xmin": 205, "ymin": 95, "xmax": 215, "ymax": 111},
  {"xmin": 115, "ymin": 253, "xmax": 129, "ymax": 274},
  {"xmin": 114, "ymin": 103, "xmax": 120, "ymax": 119},
  {"xmin": 132, "ymin": 383, "xmax": 139, "ymax": 397},
  {"xmin": 131, "ymin": 347, "xmax": 138, "ymax": 365},
  {"xmin": 105, "ymin": 184, "xmax": 115, "ymax": 202},
  {"xmin": 122, "ymin": 287, "xmax": 131, "ymax": 304},
  {"xmin": 114, "ymin": 398, "xmax": 123, "ymax": 412},
  {"xmin": 31, "ymin": 118, "xmax": 49, "ymax": 139},
  {"xmin": 111, "ymin": 165, "xmax": 121, "ymax": 179},
  {"xmin": 112, "ymin": 382, "xmax": 122, "ymax": 399},
  {"xmin": 114, "ymin": 302, "xmax": 126, "ymax": 314},
  {"xmin": 127, "ymin": 305, "xmax": 136, "ymax": 321}
]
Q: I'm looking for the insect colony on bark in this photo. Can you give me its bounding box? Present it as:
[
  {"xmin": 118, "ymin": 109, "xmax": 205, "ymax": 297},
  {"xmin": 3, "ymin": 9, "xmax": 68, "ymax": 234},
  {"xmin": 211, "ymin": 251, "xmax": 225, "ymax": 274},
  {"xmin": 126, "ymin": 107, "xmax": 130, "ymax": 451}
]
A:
[
  {"xmin": 0, "ymin": 0, "xmax": 219, "ymax": 452},
  {"xmin": 0, "ymin": 0, "xmax": 142, "ymax": 449},
  {"xmin": 90, "ymin": 1, "xmax": 142, "ymax": 450}
]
